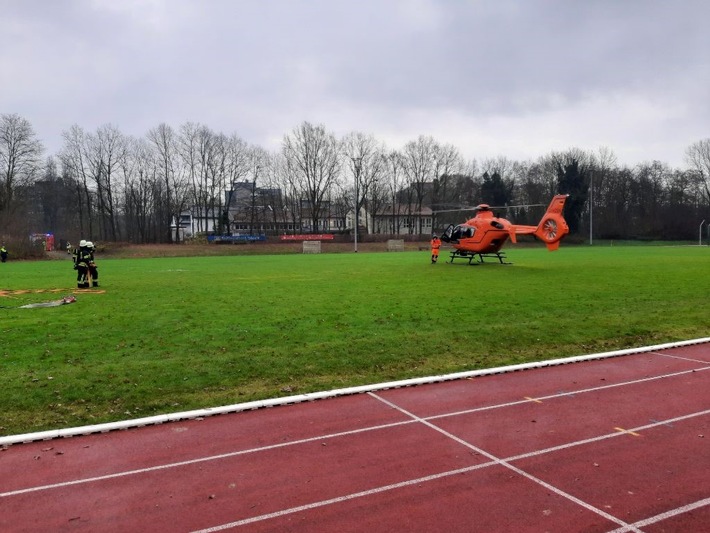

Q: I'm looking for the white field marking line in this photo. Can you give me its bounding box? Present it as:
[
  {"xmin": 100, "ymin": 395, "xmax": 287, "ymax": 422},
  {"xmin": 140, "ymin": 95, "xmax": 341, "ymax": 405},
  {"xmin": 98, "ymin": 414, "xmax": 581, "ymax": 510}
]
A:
[
  {"xmin": 191, "ymin": 407, "xmax": 710, "ymax": 533},
  {"xmin": 3, "ymin": 338, "xmax": 708, "ymax": 447},
  {"xmin": 606, "ymin": 496, "xmax": 710, "ymax": 533},
  {"xmin": 190, "ymin": 461, "xmax": 500, "ymax": 532},
  {"xmin": 368, "ymin": 392, "xmax": 639, "ymax": 532},
  {"xmin": 3, "ymin": 364, "xmax": 709, "ymax": 498}
]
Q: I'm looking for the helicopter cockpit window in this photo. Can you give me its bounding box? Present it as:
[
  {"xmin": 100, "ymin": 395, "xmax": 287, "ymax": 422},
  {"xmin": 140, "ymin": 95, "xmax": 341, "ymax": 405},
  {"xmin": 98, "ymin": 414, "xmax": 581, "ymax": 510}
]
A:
[{"xmin": 452, "ymin": 225, "xmax": 475, "ymax": 239}]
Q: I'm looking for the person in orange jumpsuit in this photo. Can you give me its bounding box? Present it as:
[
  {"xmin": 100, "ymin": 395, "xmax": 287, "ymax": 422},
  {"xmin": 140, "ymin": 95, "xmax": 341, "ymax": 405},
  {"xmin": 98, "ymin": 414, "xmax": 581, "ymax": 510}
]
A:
[{"xmin": 430, "ymin": 233, "xmax": 441, "ymax": 263}]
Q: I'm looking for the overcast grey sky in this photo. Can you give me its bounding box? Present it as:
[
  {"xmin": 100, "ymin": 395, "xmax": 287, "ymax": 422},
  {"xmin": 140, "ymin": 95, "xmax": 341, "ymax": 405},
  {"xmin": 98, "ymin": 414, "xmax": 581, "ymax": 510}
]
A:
[{"xmin": 2, "ymin": 0, "xmax": 708, "ymax": 167}]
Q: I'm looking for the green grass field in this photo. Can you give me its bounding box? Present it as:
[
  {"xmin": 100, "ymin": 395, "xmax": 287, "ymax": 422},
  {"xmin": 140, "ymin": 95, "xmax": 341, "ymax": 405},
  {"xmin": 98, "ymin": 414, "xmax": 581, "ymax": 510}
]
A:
[{"xmin": 1, "ymin": 245, "xmax": 708, "ymax": 435}]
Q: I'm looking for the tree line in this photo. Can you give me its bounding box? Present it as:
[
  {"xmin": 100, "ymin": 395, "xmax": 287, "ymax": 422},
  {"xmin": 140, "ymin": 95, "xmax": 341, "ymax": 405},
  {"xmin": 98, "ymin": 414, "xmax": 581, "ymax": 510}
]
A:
[{"xmin": 1, "ymin": 112, "xmax": 709, "ymax": 247}]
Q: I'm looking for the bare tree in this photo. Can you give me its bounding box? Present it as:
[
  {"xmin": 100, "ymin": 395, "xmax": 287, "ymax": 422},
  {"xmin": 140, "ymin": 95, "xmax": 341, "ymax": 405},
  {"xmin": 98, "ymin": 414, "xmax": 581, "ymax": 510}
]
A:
[
  {"xmin": 430, "ymin": 144, "xmax": 466, "ymax": 230},
  {"xmin": 148, "ymin": 123, "xmax": 189, "ymax": 242},
  {"xmin": 401, "ymin": 135, "xmax": 438, "ymax": 234},
  {"xmin": 120, "ymin": 137, "xmax": 159, "ymax": 243},
  {"xmin": 341, "ymin": 132, "xmax": 386, "ymax": 236},
  {"xmin": 29, "ymin": 156, "xmax": 79, "ymax": 241},
  {"xmin": 223, "ymin": 143, "xmax": 267, "ymax": 235},
  {"xmin": 180, "ymin": 123, "xmax": 214, "ymax": 234},
  {"xmin": 60, "ymin": 125, "xmax": 94, "ymax": 238},
  {"xmin": 61, "ymin": 124, "xmax": 132, "ymax": 242},
  {"xmin": 205, "ymin": 132, "xmax": 228, "ymax": 234},
  {"xmin": 380, "ymin": 150, "xmax": 406, "ymax": 234},
  {"xmin": 633, "ymin": 161, "xmax": 670, "ymax": 237},
  {"xmin": 268, "ymin": 152, "xmax": 301, "ymax": 233},
  {"xmin": 685, "ymin": 138, "xmax": 710, "ymax": 205},
  {"xmin": 590, "ymin": 147, "xmax": 618, "ymax": 192},
  {"xmin": 282, "ymin": 122, "xmax": 341, "ymax": 233},
  {"xmin": 480, "ymin": 156, "xmax": 517, "ymax": 182},
  {"xmin": 479, "ymin": 155, "xmax": 528, "ymax": 209},
  {"xmin": 84, "ymin": 124, "xmax": 125, "ymax": 241},
  {"xmin": 244, "ymin": 145, "xmax": 271, "ymax": 234},
  {"xmin": 257, "ymin": 151, "xmax": 287, "ymax": 234},
  {"xmin": 0, "ymin": 113, "xmax": 44, "ymax": 217},
  {"xmin": 20, "ymin": 114, "xmax": 710, "ymax": 243}
]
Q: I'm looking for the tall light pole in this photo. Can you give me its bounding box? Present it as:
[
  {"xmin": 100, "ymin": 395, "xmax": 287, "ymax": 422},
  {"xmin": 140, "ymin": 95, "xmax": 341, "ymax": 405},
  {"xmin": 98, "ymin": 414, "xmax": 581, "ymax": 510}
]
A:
[
  {"xmin": 353, "ymin": 157, "xmax": 361, "ymax": 252},
  {"xmin": 700, "ymin": 220, "xmax": 706, "ymax": 246},
  {"xmin": 589, "ymin": 170, "xmax": 594, "ymax": 245}
]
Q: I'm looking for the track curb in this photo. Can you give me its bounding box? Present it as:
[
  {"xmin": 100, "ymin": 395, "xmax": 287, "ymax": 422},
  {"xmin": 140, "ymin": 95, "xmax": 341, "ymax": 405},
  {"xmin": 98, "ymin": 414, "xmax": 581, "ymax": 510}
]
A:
[{"xmin": 3, "ymin": 337, "xmax": 709, "ymax": 446}]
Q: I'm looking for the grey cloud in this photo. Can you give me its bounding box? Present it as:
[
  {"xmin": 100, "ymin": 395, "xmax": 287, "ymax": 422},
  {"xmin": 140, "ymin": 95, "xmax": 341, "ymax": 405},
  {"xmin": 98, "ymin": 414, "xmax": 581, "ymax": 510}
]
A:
[{"xmin": 1, "ymin": 0, "xmax": 708, "ymax": 165}]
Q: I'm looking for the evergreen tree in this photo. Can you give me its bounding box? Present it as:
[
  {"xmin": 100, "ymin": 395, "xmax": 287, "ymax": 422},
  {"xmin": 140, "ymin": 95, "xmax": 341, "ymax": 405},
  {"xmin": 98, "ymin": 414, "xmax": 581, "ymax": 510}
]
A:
[
  {"xmin": 556, "ymin": 159, "xmax": 589, "ymax": 234},
  {"xmin": 480, "ymin": 171, "xmax": 512, "ymax": 206}
]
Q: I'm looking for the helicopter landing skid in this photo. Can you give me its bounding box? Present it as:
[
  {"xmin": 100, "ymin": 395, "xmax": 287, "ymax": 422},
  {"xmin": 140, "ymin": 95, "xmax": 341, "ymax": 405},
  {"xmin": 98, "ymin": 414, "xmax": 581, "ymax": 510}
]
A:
[{"xmin": 448, "ymin": 250, "xmax": 511, "ymax": 265}]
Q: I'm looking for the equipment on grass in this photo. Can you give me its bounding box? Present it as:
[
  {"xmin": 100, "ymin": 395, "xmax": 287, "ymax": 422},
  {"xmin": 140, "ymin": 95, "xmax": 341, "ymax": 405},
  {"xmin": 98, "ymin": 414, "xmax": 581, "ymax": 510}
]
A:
[
  {"xmin": 1, "ymin": 295, "xmax": 77, "ymax": 309},
  {"xmin": 438, "ymin": 194, "xmax": 570, "ymax": 265}
]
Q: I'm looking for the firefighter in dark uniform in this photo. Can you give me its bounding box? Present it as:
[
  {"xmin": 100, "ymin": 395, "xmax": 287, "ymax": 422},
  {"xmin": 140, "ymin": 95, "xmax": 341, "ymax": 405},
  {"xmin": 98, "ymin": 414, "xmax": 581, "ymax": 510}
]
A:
[
  {"xmin": 71, "ymin": 242, "xmax": 79, "ymax": 266},
  {"xmin": 74, "ymin": 239, "xmax": 91, "ymax": 289},
  {"xmin": 86, "ymin": 241, "xmax": 99, "ymax": 287},
  {"xmin": 74, "ymin": 240, "xmax": 89, "ymax": 288}
]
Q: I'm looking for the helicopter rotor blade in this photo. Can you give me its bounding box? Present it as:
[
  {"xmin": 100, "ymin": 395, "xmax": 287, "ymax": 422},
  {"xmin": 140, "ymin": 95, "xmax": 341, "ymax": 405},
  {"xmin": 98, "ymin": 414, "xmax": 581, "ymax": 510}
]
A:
[
  {"xmin": 484, "ymin": 203, "xmax": 547, "ymax": 210},
  {"xmin": 431, "ymin": 207, "xmax": 481, "ymax": 214},
  {"xmin": 432, "ymin": 203, "xmax": 546, "ymax": 214}
]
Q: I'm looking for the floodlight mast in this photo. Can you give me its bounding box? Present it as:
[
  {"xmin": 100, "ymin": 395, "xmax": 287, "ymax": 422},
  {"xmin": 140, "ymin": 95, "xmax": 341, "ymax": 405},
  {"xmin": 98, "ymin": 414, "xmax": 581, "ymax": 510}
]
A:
[
  {"xmin": 589, "ymin": 170, "xmax": 593, "ymax": 245},
  {"xmin": 352, "ymin": 156, "xmax": 362, "ymax": 253}
]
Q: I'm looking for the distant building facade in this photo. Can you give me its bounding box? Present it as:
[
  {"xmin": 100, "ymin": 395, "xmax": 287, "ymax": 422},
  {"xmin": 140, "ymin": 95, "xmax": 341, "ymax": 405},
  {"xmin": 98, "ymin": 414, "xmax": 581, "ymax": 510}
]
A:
[{"xmin": 173, "ymin": 181, "xmax": 436, "ymax": 240}]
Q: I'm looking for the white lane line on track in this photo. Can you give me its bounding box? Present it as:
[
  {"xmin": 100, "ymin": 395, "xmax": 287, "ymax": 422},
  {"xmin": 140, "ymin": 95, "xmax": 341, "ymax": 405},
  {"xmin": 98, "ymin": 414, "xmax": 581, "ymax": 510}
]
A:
[
  {"xmin": 190, "ymin": 461, "xmax": 501, "ymax": 532},
  {"xmin": 368, "ymin": 392, "xmax": 640, "ymax": 533},
  {"xmin": 2, "ymin": 364, "xmax": 709, "ymax": 499},
  {"xmin": 188, "ymin": 407, "xmax": 710, "ymax": 533},
  {"xmin": 504, "ymin": 408, "xmax": 710, "ymax": 462},
  {"xmin": 605, "ymin": 496, "xmax": 710, "ymax": 532},
  {"xmin": 0, "ymin": 419, "xmax": 415, "ymax": 498},
  {"xmin": 426, "ymin": 364, "xmax": 710, "ymax": 422},
  {"xmin": 655, "ymin": 350, "xmax": 710, "ymax": 365}
]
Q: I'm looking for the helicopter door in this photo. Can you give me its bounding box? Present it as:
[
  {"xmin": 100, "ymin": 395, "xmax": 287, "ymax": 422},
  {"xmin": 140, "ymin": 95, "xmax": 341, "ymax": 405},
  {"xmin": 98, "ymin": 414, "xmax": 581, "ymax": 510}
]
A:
[{"xmin": 440, "ymin": 224, "xmax": 455, "ymax": 243}]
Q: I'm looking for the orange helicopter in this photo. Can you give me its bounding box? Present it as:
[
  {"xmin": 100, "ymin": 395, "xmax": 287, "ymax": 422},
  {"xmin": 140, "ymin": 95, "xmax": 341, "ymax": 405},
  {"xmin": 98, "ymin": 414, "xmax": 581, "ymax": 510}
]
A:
[{"xmin": 438, "ymin": 194, "xmax": 570, "ymax": 264}]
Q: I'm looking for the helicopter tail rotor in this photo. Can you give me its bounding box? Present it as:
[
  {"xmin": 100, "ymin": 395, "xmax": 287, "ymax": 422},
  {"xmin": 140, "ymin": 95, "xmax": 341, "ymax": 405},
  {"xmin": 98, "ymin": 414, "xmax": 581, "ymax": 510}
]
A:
[{"xmin": 533, "ymin": 194, "xmax": 569, "ymax": 250}]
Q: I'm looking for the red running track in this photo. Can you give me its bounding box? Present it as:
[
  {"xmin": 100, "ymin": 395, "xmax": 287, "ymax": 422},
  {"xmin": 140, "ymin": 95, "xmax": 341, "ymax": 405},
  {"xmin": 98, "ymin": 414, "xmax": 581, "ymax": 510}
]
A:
[{"xmin": 1, "ymin": 341, "xmax": 709, "ymax": 532}]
